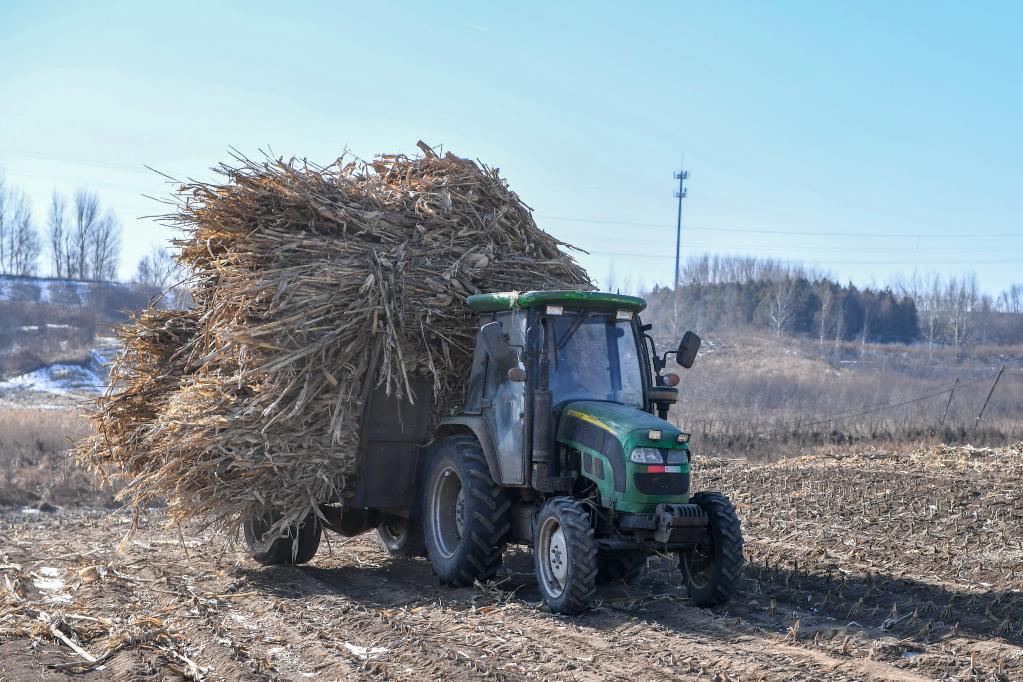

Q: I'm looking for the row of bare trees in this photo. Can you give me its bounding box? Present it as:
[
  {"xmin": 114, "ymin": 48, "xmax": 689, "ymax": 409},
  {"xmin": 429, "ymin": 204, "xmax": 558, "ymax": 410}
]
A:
[
  {"xmin": 0, "ymin": 176, "xmax": 122, "ymax": 281},
  {"xmin": 646, "ymin": 255, "xmax": 1023, "ymax": 360},
  {"xmin": 48, "ymin": 190, "xmax": 121, "ymax": 280},
  {"xmin": 893, "ymin": 272, "xmax": 1023, "ymax": 359},
  {"xmin": 681, "ymin": 254, "xmax": 826, "ymax": 286},
  {"xmin": 0, "ymin": 177, "xmax": 43, "ymax": 277}
]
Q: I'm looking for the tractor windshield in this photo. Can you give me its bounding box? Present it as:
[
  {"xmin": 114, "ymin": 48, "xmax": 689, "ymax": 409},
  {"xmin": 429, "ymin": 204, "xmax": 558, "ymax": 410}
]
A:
[{"xmin": 547, "ymin": 311, "xmax": 644, "ymax": 408}]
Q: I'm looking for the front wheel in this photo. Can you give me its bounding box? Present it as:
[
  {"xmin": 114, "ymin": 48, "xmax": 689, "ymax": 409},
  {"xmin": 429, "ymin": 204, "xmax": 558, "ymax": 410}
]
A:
[
  {"xmin": 533, "ymin": 497, "xmax": 597, "ymax": 614},
  {"xmin": 244, "ymin": 511, "xmax": 322, "ymax": 566},
  {"xmin": 678, "ymin": 492, "xmax": 743, "ymax": 606}
]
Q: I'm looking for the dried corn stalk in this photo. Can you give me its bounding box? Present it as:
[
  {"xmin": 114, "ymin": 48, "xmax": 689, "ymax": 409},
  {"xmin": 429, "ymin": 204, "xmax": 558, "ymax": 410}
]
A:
[{"xmin": 78, "ymin": 143, "xmax": 591, "ymax": 532}]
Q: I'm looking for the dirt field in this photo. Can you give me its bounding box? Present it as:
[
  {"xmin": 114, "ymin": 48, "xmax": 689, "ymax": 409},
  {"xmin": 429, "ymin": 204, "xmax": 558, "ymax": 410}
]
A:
[{"xmin": 2, "ymin": 443, "xmax": 1022, "ymax": 681}]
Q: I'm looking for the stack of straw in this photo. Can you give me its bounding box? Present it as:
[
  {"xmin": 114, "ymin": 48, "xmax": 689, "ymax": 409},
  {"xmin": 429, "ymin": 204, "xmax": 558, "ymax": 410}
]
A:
[{"xmin": 79, "ymin": 143, "xmax": 590, "ymax": 532}]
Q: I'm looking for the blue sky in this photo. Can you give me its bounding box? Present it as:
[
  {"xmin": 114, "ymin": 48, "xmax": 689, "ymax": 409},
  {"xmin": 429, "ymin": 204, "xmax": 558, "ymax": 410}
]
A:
[{"xmin": 1, "ymin": 1, "xmax": 1020, "ymax": 294}]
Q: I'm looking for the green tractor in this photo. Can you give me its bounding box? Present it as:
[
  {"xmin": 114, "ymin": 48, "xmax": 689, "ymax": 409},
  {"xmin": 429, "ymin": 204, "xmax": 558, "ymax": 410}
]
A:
[{"xmin": 244, "ymin": 291, "xmax": 744, "ymax": 614}]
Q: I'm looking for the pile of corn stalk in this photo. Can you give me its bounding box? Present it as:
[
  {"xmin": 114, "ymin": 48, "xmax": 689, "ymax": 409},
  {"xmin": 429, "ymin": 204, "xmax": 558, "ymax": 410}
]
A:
[{"xmin": 79, "ymin": 142, "xmax": 590, "ymax": 533}]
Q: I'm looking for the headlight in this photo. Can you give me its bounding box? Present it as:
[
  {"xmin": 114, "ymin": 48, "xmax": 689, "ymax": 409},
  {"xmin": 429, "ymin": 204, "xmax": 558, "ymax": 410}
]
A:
[
  {"xmin": 665, "ymin": 449, "xmax": 689, "ymax": 464},
  {"xmin": 630, "ymin": 447, "xmax": 663, "ymax": 464}
]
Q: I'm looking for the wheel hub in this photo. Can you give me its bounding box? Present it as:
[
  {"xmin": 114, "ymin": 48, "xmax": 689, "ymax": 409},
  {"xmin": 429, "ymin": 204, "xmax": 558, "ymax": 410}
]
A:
[
  {"xmin": 548, "ymin": 527, "xmax": 568, "ymax": 584},
  {"xmin": 454, "ymin": 489, "xmax": 465, "ymax": 537},
  {"xmin": 431, "ymin": 466, "xmax": 465, "ymax": 559}
]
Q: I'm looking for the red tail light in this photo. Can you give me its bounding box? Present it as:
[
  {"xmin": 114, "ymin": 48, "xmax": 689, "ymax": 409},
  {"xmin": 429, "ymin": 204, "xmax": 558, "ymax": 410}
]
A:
[{"xmin": 661, "ymin": 373, "xmax": 680, "ymax": 387}]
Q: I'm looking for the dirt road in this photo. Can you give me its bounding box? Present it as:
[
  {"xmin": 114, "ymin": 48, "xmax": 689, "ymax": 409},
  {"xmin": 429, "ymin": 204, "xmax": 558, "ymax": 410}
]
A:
[{"xmin": 2, "ymin": 443, "xmax": 1021, "ymax": 680}]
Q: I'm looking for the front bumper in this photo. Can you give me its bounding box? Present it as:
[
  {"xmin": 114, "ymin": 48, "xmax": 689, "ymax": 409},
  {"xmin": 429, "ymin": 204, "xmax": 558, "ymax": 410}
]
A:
[{"xmin": 605, "ymin": 503, "xmax": 709, "ymax": 550}]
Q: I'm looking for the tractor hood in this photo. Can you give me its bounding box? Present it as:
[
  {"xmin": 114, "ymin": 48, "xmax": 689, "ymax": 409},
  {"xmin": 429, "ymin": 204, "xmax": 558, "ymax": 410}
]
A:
[{"xmin": 556, "ymin": 400, "xmax": 688, "ymax": 457}]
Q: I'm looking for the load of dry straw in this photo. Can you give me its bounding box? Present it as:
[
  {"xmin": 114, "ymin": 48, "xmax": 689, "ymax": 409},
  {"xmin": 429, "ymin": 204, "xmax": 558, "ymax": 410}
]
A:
[{"xmin": 79, "ymin": 142, "xmax": 590, "ymax": 533}]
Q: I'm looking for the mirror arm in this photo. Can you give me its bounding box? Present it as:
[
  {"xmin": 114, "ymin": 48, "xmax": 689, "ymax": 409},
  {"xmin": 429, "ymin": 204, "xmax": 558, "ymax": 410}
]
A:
[{"xmin": 643, "ymin": 333, "xmax": 662, "ymax": 372}]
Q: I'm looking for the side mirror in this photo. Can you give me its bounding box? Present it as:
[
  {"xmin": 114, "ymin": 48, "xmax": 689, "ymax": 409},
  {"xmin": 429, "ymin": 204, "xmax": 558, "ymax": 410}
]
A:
[
  {"xmin": 480, "ymin": 321, "xmax": 520, "ymax": 370},
  {"xmin": 676, "ymin": 331, "xmax": 701, "ymax": 369}
]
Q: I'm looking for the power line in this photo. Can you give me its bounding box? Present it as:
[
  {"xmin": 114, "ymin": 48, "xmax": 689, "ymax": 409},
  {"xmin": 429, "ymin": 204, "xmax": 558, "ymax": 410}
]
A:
[
  {"xmin": 537, "ymin": 214, "xmax": 1023, "ymax": 239},
  {"xmin": 576, "ymin": 249, "xmax": 1023, "ymax": 266},
  {"xmin": 1, "ymin": 149, "xmax": 152, "ymax": 175},
  {"xmin": 556, "ymin": 233, "xmax": 1014, "ymax": 254},
  {"xmin": 762, "ymin": 374, "xmax": 996, "ymax": 434}
]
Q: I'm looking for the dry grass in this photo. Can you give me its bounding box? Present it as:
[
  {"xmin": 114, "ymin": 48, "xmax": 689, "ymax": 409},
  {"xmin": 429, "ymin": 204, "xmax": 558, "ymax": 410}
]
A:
[
  {"xmin": 0, "ymin": 408, "xmax": 111, "ymax": 508},
  {"xmin": 673, "ymin": 332, "xmax": 1023, "ymax": 456}
]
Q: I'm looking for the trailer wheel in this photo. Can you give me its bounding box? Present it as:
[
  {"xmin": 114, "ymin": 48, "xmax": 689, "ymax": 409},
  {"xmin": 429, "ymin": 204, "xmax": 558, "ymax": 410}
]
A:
[
  {"xmin": 244, "ymin": 511, "xmax": 321, "ymax": 566},
  {"xmin": 423, "ymin": 436, "xmax": 510, "ymax": 586},
  {"xmin": 534, "ymin": 497, "xmax": 597, "ymax": 614},
  {"xmin": 376, "ymin": 515, "xmax": 427, "ymax": 558},
  {"xmin": 596, "ymin": 551, "xmax": 646, "ymax": 585},
  {"xmin": 678, "ymin": 491, "xmax": 743, "ymax": 606}
]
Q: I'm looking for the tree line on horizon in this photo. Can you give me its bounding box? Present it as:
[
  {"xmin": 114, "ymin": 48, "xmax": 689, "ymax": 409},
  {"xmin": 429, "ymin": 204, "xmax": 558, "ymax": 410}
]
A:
[
  {"xmin": 642, "ymin": 255, "xmax": 1023, "ymax": 356},
  {"xmin": 0, "ymin": 175, "xmax": 180, "ymax": 291}
]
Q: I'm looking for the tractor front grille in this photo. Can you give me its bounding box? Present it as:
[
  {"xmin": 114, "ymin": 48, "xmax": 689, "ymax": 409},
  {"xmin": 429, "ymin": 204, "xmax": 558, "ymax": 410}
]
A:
[{"xmin": 633, "ymin": 471, "xmax": 690, "ymax": 496}]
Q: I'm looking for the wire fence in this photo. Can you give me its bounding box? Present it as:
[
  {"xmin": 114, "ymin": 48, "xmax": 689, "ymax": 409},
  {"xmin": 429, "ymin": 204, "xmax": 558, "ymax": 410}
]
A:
[{"xmin": 678, "ymin": 367, "xmax": 1023, "ymax": 456}]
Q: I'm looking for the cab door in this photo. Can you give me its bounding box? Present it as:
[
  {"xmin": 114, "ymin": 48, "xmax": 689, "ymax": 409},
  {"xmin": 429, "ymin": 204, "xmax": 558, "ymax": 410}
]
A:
[{"xmin": 480, "ymin": 310, "xmax": 528, "ymax": 485}]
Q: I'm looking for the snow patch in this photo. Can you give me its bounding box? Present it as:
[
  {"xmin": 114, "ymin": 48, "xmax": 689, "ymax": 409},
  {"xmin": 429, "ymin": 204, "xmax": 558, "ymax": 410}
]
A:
[
  {"xmin": 0, "ymin": 363, "xmax": 105, "ymax": 394},
  {"xmin": 0, "ymin": 337, "xmax": 120, "ymax": 396}
]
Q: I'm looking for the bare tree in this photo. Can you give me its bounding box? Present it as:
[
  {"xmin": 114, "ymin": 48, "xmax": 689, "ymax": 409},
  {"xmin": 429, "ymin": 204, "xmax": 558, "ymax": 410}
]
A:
[
  {"xmin": 48, "ymin": 191, "xmax": 73, "ymax": 278},
  {"xmin": 833, "ymin": 299, "xmax": 845, "ymax": 354},
  {"xmin": 897, "ymin": 271, "xmax": 943, "ymax": 360},
  {"xmin": 766, "ymin": 277, "xmax": 799, "ymax": 337},
  {"xmin": 817, "ymin": 285, "xmax": 835, "ymax": 355},
  {"xmin": 604, "ymin": 262, "xmax": 617, "ymax": 293},
  {"xmin": 945, "ymin": 274, "xmax": 978, "ymax": 362},
  {"xmin": 0, "ymin": 176, "xmax": 8, "ymax": 273},
  {"xmin": 0, "ymin": 177, "xmax": 42, "ymax": 276},
  {"xmin": 71, "ymin": 190, "xmax": 101, "ymax": 279},
  {"xmin": 57, "ymin": 189, "xmax": 122, "ymax": 281},
  {"xmin": 134, "ymin": 244, "xmax": 180, "ymax": 289},
  {"xmin": 998, "ymin": 284, "xmax": 1023, "ymax": 314},
  {"xmin": 8, "ymin": 201, "xmax": 41, "ymax": 276},
  {"xmin": 89, "ymin": 215, "xmax": 121, "ymax": 281}
]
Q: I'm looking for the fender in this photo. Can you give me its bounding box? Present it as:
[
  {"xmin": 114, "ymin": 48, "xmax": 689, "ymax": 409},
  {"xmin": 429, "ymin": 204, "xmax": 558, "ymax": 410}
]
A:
[{"xmin": 434, "ymin": 415, "xmax": 504, "ymax": 485}]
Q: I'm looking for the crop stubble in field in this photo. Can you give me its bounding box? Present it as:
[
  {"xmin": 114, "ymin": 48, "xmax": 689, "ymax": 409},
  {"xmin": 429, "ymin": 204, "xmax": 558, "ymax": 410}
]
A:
[{"xmin": 1, "ymin": 443, "xmax": 1021, "ymax": 680}]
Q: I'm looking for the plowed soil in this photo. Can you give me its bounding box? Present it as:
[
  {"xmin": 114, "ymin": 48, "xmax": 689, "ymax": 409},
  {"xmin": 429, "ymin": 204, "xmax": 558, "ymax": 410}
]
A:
[{"xmin": 2, "ymin": 443, "xmax": 1021, "ymax": 680}]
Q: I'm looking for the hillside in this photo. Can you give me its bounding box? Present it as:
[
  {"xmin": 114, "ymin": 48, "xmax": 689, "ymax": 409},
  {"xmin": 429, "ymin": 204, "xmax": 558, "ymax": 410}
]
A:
[{"xmin": 0, "ymin": 274, "xmax": 155, "ymax": 382}]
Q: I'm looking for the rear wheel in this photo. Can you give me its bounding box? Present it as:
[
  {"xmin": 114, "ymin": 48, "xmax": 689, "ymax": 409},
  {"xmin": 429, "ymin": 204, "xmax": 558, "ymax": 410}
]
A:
[
  {"xmin": 534, "ymin": 497, "xmax": 597, "ymax": 614},
  {"xmin": 244, "ymin": 511, "xmax": 322, "ymax": 565},
  {"xmin": 596, "ymin": 551, "xmax": 647, "ymax": 585},
  {"xmin": 376, "ymin": 515, "xmax": 427, "ymax": 558},
  {"xmin": 678, "ymin": 492, "xmax": 743, "ymax": 606},
  {"xmin": 422, "ymin": 436, "xmax": 510, "ymax": 586}
]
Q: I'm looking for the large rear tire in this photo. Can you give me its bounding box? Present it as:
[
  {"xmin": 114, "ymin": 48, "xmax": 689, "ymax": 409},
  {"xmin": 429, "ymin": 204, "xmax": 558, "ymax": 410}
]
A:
[
  {"xmin": 678, "ymin": 492, "xmax": 743, "ymax": 606},
  {"xmin": 422, "ymin": 436, "xmax": 510, "ymax": 586},
  {"xmin": 376, "ymin": 515, "xmax": 427, "ymax": 558},
  {"xmin": 534, "ymin": 497, "xmax": 597, "ymax": 614},
  {"xmin": 244, "ymin": 511, "xmax": 322, "ymax": 566}
]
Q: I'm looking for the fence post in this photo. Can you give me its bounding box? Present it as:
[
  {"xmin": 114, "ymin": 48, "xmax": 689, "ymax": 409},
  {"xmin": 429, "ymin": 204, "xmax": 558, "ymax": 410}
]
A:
[
  {"xmin": 975, "ymin": 366, "xmax": 1005, "ymax": 429},
  {"xmin": 940, "ymin": 376, "xmax": 959, "ymax": 427}
]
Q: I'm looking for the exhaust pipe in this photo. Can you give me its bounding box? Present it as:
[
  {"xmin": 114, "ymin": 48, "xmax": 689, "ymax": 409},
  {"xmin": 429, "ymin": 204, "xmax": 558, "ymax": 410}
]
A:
[{"xmin": 531, "ymin": 387, "xmax": 553, "ymax": 490}]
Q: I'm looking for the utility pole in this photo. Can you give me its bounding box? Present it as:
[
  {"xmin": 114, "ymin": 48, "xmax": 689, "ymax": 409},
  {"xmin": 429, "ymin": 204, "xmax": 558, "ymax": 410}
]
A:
[{"xmin": 673, "ymin": 162, "xmax": 689, "ymax": 289}]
